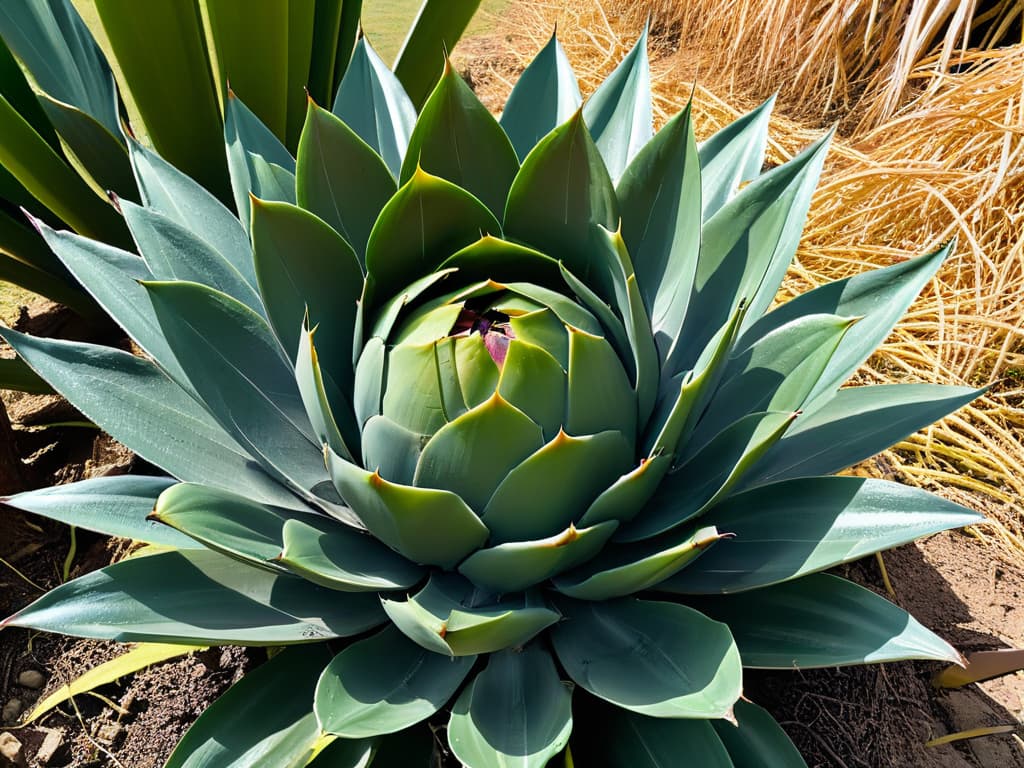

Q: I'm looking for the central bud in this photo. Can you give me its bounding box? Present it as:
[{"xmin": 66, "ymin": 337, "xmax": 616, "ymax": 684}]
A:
[
  {"xmin": 364, "ymin": 281, "xmax": 640, "ymax": 522},
  {"xmin": 451, "ymin": 305, "xmax": 514, "ymax": 368}
]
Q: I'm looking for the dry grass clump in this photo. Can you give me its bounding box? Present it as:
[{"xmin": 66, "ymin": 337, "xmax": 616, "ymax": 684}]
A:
[
  {"xmin": 466, "ymin": 0, "xmax": 1024, "ymax": 554},
  {"xmin": 614, "ymin": 0, "xmax": 1023, "ymax": 131}
]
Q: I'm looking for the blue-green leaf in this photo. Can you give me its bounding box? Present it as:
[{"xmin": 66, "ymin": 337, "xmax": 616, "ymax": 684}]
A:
[
  {"xmin": 660, "ymin": 476, "xmax": 984, "ymax": 594},
  {"xmin": 225, "ymin": 89, "xmax": 296, "ymax": 230},
  {"xmin": 582, "ymin": 26, "xmax": 651, "ymax": 182},
  {"xmin": 672, "ymin": 130, "xmax": 833, "ymax": 373},
  {"xmin": 745, "ymin": 384, "xmax": 982, "ymax": 486},
  {"xmin": 333, "ymin": 37, "xmax": 415, "ymax": 179},
  {"xmin": 400, "ymin": 61, "xmax": 518, "ymax": 218},
  {"xmin": 0, "ymin": 0, "xmax": 120, "ymax": 135},
  {"xmin": 572, "ymin": 696, "xmax": 733, "ymax": 768},
  {"xmin": 166, "ymin": 646, "xmax": 338, "ymax": 768},
  {"xmin": 698, "ymin": 95, "xmax": 774, "ymax": 220},
  {"xmin": 742, "ymin": 242, "xmax": 954, "ymax": 408},
  {"xmin": 143, "ymin": 280, "xmax": 327, "ymax": 495},
  {"xmin": 129, "ymin": 140, "xmax": 256, "ymax": 290},
  {"xmin": 552, "ymin": 597, "xmax": 741, "ymax": 718},
  {"xmin": 2, "ymin": 476, "xmax": 192, "ymax": 548},
  {"xmin": 688, "ymin": 573, "xmax": 962, "ymax": 668},
  {"xmin": 500, "ymin": 32, "xmax": 580, "ymax": 161},
  {"xmin": 448, "ymin": 645, "xmax": 573, "ymax": 768},
  {"xmin": 315, "ymin": 625, "xmax": 475, "ymax": 738},
  {"xmin": 618, "ymin": 103, "xmax": 701, "ymax": 365},
  {"xmin": 0, "ymin": 329, "xmax": 303, "ymax": 510},
  {"xmin": 712, "ymin": 700, "xmax": 807, "ymax": 768},
  {"xmin": 295, "ymin": 99, "xmax": 396, "ymax": 261},
  {"xmin": 251, "ymin": 198, "xmax": 362, "ymax": 390},
  {"xmin": 504, "ymin": 111, "xmax": 618, "ymax": 286},
  {"xmin": 120, "ymin": 198, "xmax": 265, "ymax": 315},
  {"xmin": 3, "ymin": 549, "xmax": 385, "ymax": 644}
]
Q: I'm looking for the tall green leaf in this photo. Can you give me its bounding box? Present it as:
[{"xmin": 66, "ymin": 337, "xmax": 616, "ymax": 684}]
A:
[
  {"xmin": 92, "ymin": 0, "xmax": 228, "ymax": 200},
  {"xmin": 392, "ymin": 0, "xmax": 483, "ymax": 109},
  {"xmin": 581, "ymin": 25, "xmax": 651, "ymax": 182}
]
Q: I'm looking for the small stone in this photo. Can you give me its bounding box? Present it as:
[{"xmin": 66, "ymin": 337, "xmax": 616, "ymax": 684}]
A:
[
  {"xmin": 93, "ymin": 721, "xmax": 123, "ymax": 747},
  {"xmin": 35, "ymin": 729, "xmax": 64, "ymax": 765},
  {"xmin": 0, "ymin": 700, "xmax": 21, "ymax": 724},
  {"xmin": 15, "ymin": 670, "xmax": 44, "ymax": 690},
  {"xmin": 0, "ymin": 732, "xmax": 25, "ymax": 768}
]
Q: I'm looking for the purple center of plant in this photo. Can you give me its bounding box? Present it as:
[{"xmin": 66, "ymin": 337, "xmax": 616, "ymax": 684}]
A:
[{"xmin": 452, "ymin": 308, "xmax": 515, "ymax": 368}]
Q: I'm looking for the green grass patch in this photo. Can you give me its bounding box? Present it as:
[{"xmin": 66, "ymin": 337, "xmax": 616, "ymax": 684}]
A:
[
  {"xmin": 0, "ymin": 281, "xmax": 35, "ymax": 326},
  {"xmin": 362, "ymin": 0, "xmax": 509, "ymax": 65}
]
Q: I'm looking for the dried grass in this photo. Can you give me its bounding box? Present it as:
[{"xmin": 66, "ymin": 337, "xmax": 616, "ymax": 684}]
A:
[
  {"xmin": 613, "ymin": 0, "xmax": 1023, "ymax": 131},
  {"xmin": 465, "ymin": 0, "xmax": 1024, "ymax": 557}
]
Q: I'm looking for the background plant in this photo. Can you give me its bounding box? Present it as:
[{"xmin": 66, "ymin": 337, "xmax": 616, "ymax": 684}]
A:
[{"xmin": 0, "ymin": 0, "xmax": 481, "ymax": 347}]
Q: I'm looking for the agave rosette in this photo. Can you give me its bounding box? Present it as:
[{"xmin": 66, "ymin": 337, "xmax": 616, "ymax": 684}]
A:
[{"xmin": 1, "ymin": 31, "xmax": 983, "ymax": 768}]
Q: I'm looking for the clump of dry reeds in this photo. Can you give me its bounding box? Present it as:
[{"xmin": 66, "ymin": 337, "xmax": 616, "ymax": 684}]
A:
[
  {"xmin": 463, "ymin": 0, "xmax": 1024, "ymax": 554},
  {"xmin": 613, "ymin": 0, "xmax": 1023, "ymax": 131}
]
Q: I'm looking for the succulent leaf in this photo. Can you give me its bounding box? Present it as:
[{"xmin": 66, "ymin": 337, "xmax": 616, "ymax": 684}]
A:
[
  {"xmin": 482, "ymin": 430, "xmax": 632, "ymax": 543},
  {"xmin": 4, "ymin": 549, "xmax": 385, "ymax": 644},
  {"xmin": 143, "ymin": 280, "xmax": 328, "ymax": 494},
  {"xmin": 165, "ymin": 646, "xmax": 338, "ymax": 768},
  {"xmin": 504, "ymin": 111, "xmax": 618, "ymax": 284},
  {"xmin": 225, "ymin": 90, "xmax": 296, "ymax": 231},
  {"xmin": 381, "ymin": 574, "xmax": 559, "ymax": 656},
  {"xmin": 687, "ymin": 573, "xmax": 962, "ymax": 667},
  {"xmin": 1, "ymin": 476, "xmax": 187, "ymax": 548},
  {"xmin": 277, "ymin": 517, "xmax": 423, "ymax": 593},
  {"xmin": 660, "ymin": 476, "xmax": 984, "ymax": 594},
  {"xmin": 0, "ymin": 328, "xmax": 303, "ymax": 510},
  {"xmin": 400, "ymin": 60, "xmax": 519, "ymax": 218},
  {"xmin": 698, "ymin": 95, "xmax": 775, "ymax": 220},
  {"xmin": 364, "ymin": 167, "xmax": 499, "ymax": 307},
  {"xmin": 746, "ymin": 383, "xmax": 983, "ymax": 486},
  {"xmin": 581, "ymin": 24, "xmax": 652, "ymax": 183},
  {"xmin": 712, "ymin": 699, "xmax": 810, "ymax": 768},
  {"xmin": 129, "ymin": 140, "xmax": 254, "ymax": 288},
  {"xmin": 551, "ymin": 597, "xmax": 742, "ymax": 718},
  {"xmin": 326, "ymin": 449, "xmax": 489, "ymax": 568},
  {"xmin": 448, "ymin": 645, "xmax": 573, "ymax": 768},
  {"xmin": 500, "ymin": 32, "xmax": 581, "ymax": 162},
  {"xmin": 333, "ymin": 37, "xmax": 416, "ymax": 179},
  {"xmin": 295, "ymin": 99, "xmax": 396, "ymax": 261},
  {"xmin": 314, "ymin": 626, "xmax": 476, "ymax": 738},
  {"xmin": 458, "ymin": 520, "xmax": 619, "ymax": 593},
  {"xmin": 571, "ymin": 696, "xmax": 734, "ymax": 768},
  {"xmin": 121, "ymin": 198, "xmax": 265, "ymax": 315}
]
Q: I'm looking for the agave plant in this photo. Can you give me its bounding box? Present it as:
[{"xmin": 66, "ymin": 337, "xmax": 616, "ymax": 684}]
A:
[
  {"xmin": 0, "ymin": 0, "xmax": 480, "ymax": 342},
  {"xmin": 0, "ymin": 28, "xmax": 983, "ymax": 768}
]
